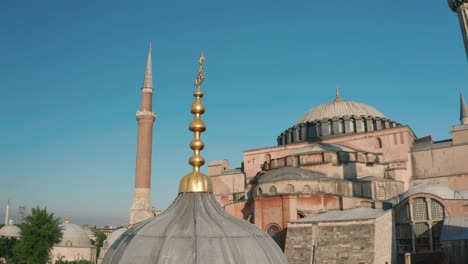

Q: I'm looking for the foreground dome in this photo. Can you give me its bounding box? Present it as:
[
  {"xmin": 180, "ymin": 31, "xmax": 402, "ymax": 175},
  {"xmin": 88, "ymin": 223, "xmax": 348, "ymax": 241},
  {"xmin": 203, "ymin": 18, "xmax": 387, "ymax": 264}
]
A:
[
  {"xmin": 104, "ymin": 193, "xmax": 287, "ymax": 263},
  {"xmin": 0, "ymin": 225, "xmax": 21, "ymax": 238},
  {"xmin": 298, "ymin": 99, "xmax": 385, "ymax": 124}
]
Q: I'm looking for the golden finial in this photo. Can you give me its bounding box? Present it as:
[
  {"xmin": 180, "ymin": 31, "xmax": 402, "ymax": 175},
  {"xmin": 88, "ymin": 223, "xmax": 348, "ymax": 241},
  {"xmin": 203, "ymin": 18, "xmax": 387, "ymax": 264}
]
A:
[
  {"xmin": 179, "ymin": 52, "xmax": 212, "ymax": 193},
  {"xmin": 335, "ymin": 84, "xmax": 342, "ymax": 101},
  {"xmin": 65, "ymin": 216, "xmax": 70, "ymax": 224}
]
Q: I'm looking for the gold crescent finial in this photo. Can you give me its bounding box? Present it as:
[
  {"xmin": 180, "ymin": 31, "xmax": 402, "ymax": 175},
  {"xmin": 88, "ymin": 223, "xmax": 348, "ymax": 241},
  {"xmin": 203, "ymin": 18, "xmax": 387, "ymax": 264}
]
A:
[{"xmin": 179, "ymin": 52, "xmax": 212, "ymax": 193}]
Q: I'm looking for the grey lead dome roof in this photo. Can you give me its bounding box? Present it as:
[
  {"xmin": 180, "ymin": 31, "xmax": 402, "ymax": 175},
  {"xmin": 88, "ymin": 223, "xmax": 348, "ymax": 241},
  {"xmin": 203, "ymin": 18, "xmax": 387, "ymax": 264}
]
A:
[
  {"xmin": 0, "ymin": 225, "xmax": 21, "ymax": 238},
  {"xmin": 298, "ymin": 99, "xmax": 385, "ymax": 124},
  {"xmin": 103, "ymin": 193, "xmax": 287, "ymax": 264},
  {"xmin": 56, "ymin": 223, "xmax": 92, "ymax": 248}
]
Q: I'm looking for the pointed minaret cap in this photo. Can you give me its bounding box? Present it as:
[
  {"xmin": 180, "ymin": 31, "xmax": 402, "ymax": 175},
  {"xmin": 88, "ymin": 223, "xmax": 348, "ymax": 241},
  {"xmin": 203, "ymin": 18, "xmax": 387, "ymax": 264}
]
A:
[
  {"xmin": 142, "ymin": 43, "xmax": 153, "ymax": 90},
  {"xmin": 335, "ymin": 84, "xmax": 342, "ymax": 101},
  {"xmin": 461, "ymin": 89, "xmax": 468, "ymax": 125}
]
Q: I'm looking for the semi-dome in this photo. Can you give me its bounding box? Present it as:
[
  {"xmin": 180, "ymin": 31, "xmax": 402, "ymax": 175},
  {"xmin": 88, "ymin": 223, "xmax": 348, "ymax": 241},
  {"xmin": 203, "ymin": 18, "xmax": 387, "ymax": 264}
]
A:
[
  {"xmin": 0, "ymin": 225, "xmax": 21, "ymax": 238},
  {"xmin": 298, "ymin": 99, "xmax": 385, "ymax": 124},
  {"xmin": 400, "ymin": 183, "xmax": 464, "ymax": 201},
  {"xmin": 57, "ymin": 222, "xmax": 92, "ymax": 248}
]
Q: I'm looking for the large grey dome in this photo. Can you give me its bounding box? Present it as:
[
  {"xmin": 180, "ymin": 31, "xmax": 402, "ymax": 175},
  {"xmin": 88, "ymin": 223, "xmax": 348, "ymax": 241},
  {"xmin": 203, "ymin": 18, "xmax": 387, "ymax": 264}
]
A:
[
  {"xmin": 0, "ymin": 225, "xmax": 21, "ymax": 238},
  {"xmin": 298, "ymin": 99, "xmax": 385, "ymax": 124},
  {"xmin": 103, "ymin": 193, "xmax": 287, "ymax": 264},
  {"xmin": 400, "ymin": 183, "xmax": 464, "ymax": 201},
  {"xmin": 56, "ymin": 223, "xmax": 92, "ymax": 248}
]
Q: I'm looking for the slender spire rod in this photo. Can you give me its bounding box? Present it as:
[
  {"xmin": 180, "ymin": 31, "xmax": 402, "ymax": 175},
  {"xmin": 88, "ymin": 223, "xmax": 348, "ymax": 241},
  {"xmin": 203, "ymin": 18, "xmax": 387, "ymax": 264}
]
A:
[
  {"xmin": 335, "ymin": 84, "xmax": 342, "ymax": 101},
  {"xmin": 179, "ymin": 52, "xmax": 212, "ymax": 193}
]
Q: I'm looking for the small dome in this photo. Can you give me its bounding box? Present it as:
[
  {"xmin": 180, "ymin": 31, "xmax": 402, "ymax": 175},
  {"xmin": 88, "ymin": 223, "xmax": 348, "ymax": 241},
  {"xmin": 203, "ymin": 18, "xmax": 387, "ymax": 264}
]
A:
[
  {"xmin": 57, "ymin": 223, "xmax": 92, "ymax": 248},
  {"xmin": 448, "ymin": 0, "xmax": 468, "ymax": 12},
  {"xmin": 0, "ymin": 225, "xmax": 21, "ymax": 238},
  {"xmin": 298, "ymin": 99, "xmax": 385, "ymax": 124},
  {"xmin": 103, "ymin": 228, "xmax": 127, "ymax": 249},
  {"xmin": 400, "ymin": 183, "xmax": 464, "ymax": 201},
  {"xmin": 103, "ymin": 193, "xmax": 287, "ymax": 264}
]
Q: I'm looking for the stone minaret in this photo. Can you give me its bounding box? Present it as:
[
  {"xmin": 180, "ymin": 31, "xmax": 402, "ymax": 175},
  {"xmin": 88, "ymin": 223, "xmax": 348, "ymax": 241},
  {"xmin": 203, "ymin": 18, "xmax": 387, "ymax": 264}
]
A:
[
  {"xmin": 461, "ymin": 90, "xmax": 468, "ymax": 124},
  {"xmin": 4, "ymin": 200, "xmax": 10, "ymax": 225},
  {"xmin": 449, "ymin": 0, "xmax": 468, "ymax": 61},
  {"xmin": 130, "ymin": 44, "xmax": 157, "ymax": 225}
]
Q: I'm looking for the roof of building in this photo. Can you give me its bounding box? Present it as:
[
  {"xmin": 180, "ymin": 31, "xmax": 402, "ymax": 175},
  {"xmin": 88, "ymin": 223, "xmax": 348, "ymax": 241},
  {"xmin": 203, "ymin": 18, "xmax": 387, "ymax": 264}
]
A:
[
  {"xmin": 103, "ymin": 193, "xmax": 287, "ymax": 264},
  {"xmin": 297, "ymin": 99, "xmax": 385, "ymax": 124},
  {"xmin": 400, "ymin": 183, "xmax": 465, "ymax": 201},
  {"xmin": 293, "ymin": 207, "xmax": 388, "ymax": 223},
  {"xmin": 0, "ymin": 224, "xmax": 21, "ymax": 238},
  {"xmin": 440, "ymin": 216, "xmax": 468, "ymax": 241},
  {"xmin": 56, "ymin": 222, "xmax": 93, "ymax": 248},
  {"xmin": 259, "ymin": 166, "xmax": 327, "ymax": 183},
  {"xmin": 289, "ymin": 143, "xmax": 356, "ymax": 156}
]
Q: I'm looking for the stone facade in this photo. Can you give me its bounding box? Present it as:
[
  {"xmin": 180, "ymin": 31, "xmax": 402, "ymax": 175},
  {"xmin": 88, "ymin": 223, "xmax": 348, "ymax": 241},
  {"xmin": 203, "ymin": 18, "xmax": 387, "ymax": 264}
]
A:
[{"xmin": 285, "ymin": 209, "xmax": 394, "ymax": 264}]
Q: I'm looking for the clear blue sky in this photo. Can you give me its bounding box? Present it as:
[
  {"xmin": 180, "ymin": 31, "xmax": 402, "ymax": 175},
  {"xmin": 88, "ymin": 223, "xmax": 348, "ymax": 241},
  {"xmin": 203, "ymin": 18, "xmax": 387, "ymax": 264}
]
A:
[{"xmin": 0, "ymin": 0, "xmax": 467, "ymax": 226}]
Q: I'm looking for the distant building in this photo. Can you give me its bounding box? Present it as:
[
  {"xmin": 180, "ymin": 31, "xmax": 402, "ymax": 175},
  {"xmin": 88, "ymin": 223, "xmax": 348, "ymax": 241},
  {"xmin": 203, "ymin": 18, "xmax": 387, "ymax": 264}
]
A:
[
  {"xmin": 209, "ymin": 89, "xmax": 468, "ymax": 264},
  {"xmin": 50, "ymin": 217, "xmax": 96, "ymax": 263}
]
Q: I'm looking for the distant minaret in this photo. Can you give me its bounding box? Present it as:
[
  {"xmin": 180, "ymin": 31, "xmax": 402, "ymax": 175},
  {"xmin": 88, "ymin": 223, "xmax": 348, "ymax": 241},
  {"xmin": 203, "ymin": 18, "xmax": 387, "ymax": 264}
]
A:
[
  {"xmin": 18, "ymin": 206, "xmax": 25, "ymax": 224},
  {"xmin": 130, "ymin": 44, "xmax": 157, "ymax": 225},
  {"xmin": 461, "ymin": 90, "xmax": 468, "ymax": 124},
  {"xmin": 449, "ymin": 0, "xmax": 468, "ymax": 61},
  {"xmin": 4, "ymin": 200, "xmax": 10, "ymax": 225}
]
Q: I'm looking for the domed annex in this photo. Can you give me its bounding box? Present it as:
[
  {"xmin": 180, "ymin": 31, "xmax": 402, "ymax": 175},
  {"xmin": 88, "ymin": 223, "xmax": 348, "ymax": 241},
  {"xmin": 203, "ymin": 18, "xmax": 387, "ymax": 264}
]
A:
[
  {"xmin": 103, "ymin": 53, "xmax": 287, "ymax": 264},
  {"xmin": 278, "ymin": 87, "xmax": 401, "ymax": 145},
  {"xmin": 0, "ymin": 224, "xmax": 21, "ymax": 239},
  {"xmin": 50, "ymin": 217, "xmax": 96, "ymax": 262},
  {"xmin": 97, "ymin": 228, "xmax": 127, "ymax": 264}
]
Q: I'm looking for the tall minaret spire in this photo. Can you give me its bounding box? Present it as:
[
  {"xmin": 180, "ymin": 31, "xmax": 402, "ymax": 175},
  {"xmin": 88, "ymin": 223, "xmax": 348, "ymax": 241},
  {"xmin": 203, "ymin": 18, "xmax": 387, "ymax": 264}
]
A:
[
  {"xmin": 130, "ymin": 43, "xmax": 157, "ymax": 225},
  {"xmin": 4, "ymin": 200, "xmax": 10, "ymax": 225},
  {"xmin": 449, "ymin": 0, "xmax": 468, "ymax": 61},
  {"xmin": 461, "ymin": 89, "xmax": 468, "ymax": 125}
]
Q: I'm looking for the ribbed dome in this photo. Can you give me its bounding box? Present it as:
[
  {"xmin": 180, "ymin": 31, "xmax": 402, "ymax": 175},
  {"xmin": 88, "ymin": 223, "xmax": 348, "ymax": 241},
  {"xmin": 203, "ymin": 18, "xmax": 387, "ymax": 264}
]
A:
[
  {"xmin": 57, "ymin": 223, "xmax": 92, "ymax": 248},
  {"xmin": 0, "ymin": 225, "xmax": 21, "ymax": 238},
  {"xmin": 103, "ymin": 193, "xmax": 287, "ymax": 264},
  {"xmin": 298, "ymin": 99, "xmax": 385, "ymax": 124}
]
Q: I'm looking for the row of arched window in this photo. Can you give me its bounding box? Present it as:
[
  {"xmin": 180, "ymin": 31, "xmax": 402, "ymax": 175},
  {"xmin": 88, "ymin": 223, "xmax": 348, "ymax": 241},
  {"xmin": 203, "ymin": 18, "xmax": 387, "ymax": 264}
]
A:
[{"xmin": 258, "ymin": 184, "xmax": 313, "ymax": 196}]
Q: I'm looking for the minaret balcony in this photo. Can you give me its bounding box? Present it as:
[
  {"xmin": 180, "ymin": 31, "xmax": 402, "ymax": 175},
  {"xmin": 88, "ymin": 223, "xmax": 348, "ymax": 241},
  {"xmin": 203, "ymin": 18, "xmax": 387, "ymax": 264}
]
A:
[{"xmin": 136, "ymin": 110, "xmax": 157, "ymax": 118}]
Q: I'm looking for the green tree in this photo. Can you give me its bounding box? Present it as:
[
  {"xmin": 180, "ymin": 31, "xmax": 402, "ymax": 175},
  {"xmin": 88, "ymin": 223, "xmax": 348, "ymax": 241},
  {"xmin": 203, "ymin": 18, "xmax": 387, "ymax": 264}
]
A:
[
  {"xmin": 0, "ymin": 237, "xmax": 17, "ymax": 263},
  {"xmin": 12, "ymin": 207, "xmax": 62, "ymax": 264},
  {"xmin": 95, "ymin": 232, "xmax": 107, "ymax": 259}
]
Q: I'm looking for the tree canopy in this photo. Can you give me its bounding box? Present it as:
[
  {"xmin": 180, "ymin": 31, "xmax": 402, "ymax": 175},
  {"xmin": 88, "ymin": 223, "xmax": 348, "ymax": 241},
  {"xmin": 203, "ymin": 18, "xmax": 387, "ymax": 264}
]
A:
[{"xmin": 13, "ymin": 207, "xmax": 62, "ymax": 264}]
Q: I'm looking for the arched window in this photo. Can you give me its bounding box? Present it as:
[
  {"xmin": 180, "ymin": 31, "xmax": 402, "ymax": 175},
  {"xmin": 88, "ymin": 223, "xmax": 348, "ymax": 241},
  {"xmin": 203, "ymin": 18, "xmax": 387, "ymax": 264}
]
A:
[
  {"xmin": 258, "ymin": 188, "xmax": 263, "ymax": 196},
  {"xmin": 286, "ymin": 184, "xmax": 294, "ymax": 194},
  {"xmin": 269, "ymin": 186, "xmax": 277, "ymax": 195},
  {"xmin": 266, "ymin": 224, "xmax": 282, "ymax": 248},
  {"xmin": 303, "ymin": 185, "xmax": 311, "ymax": 193},
  {"xmin": 376, "ymin": 137, "xmax": 383, "ymax": 149},
  {"xmin": 396, "ymin": 198, "xmax": 445, "ymax": 253},
  {"xmin": 65, "ymin": 240, "xmax": 72, "ymax": 247}
]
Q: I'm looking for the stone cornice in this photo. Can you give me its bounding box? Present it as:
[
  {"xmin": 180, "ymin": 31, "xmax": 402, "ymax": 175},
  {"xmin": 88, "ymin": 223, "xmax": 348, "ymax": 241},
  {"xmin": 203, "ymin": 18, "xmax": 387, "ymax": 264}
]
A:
[
  {"xmin": 449, "ymin": 0, "xmax": 468, "ymax": 12},
  {"xmin": 142, "ymin": 88, "xmax": 153, "ymax": 93}
]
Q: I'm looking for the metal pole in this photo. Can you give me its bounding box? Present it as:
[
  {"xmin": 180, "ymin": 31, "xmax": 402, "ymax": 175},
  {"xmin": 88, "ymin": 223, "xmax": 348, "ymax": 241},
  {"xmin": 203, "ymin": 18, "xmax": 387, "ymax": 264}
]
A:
[{"xmin": 405, "ymin": 252, "xmax": 411, "ymax": 264}]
